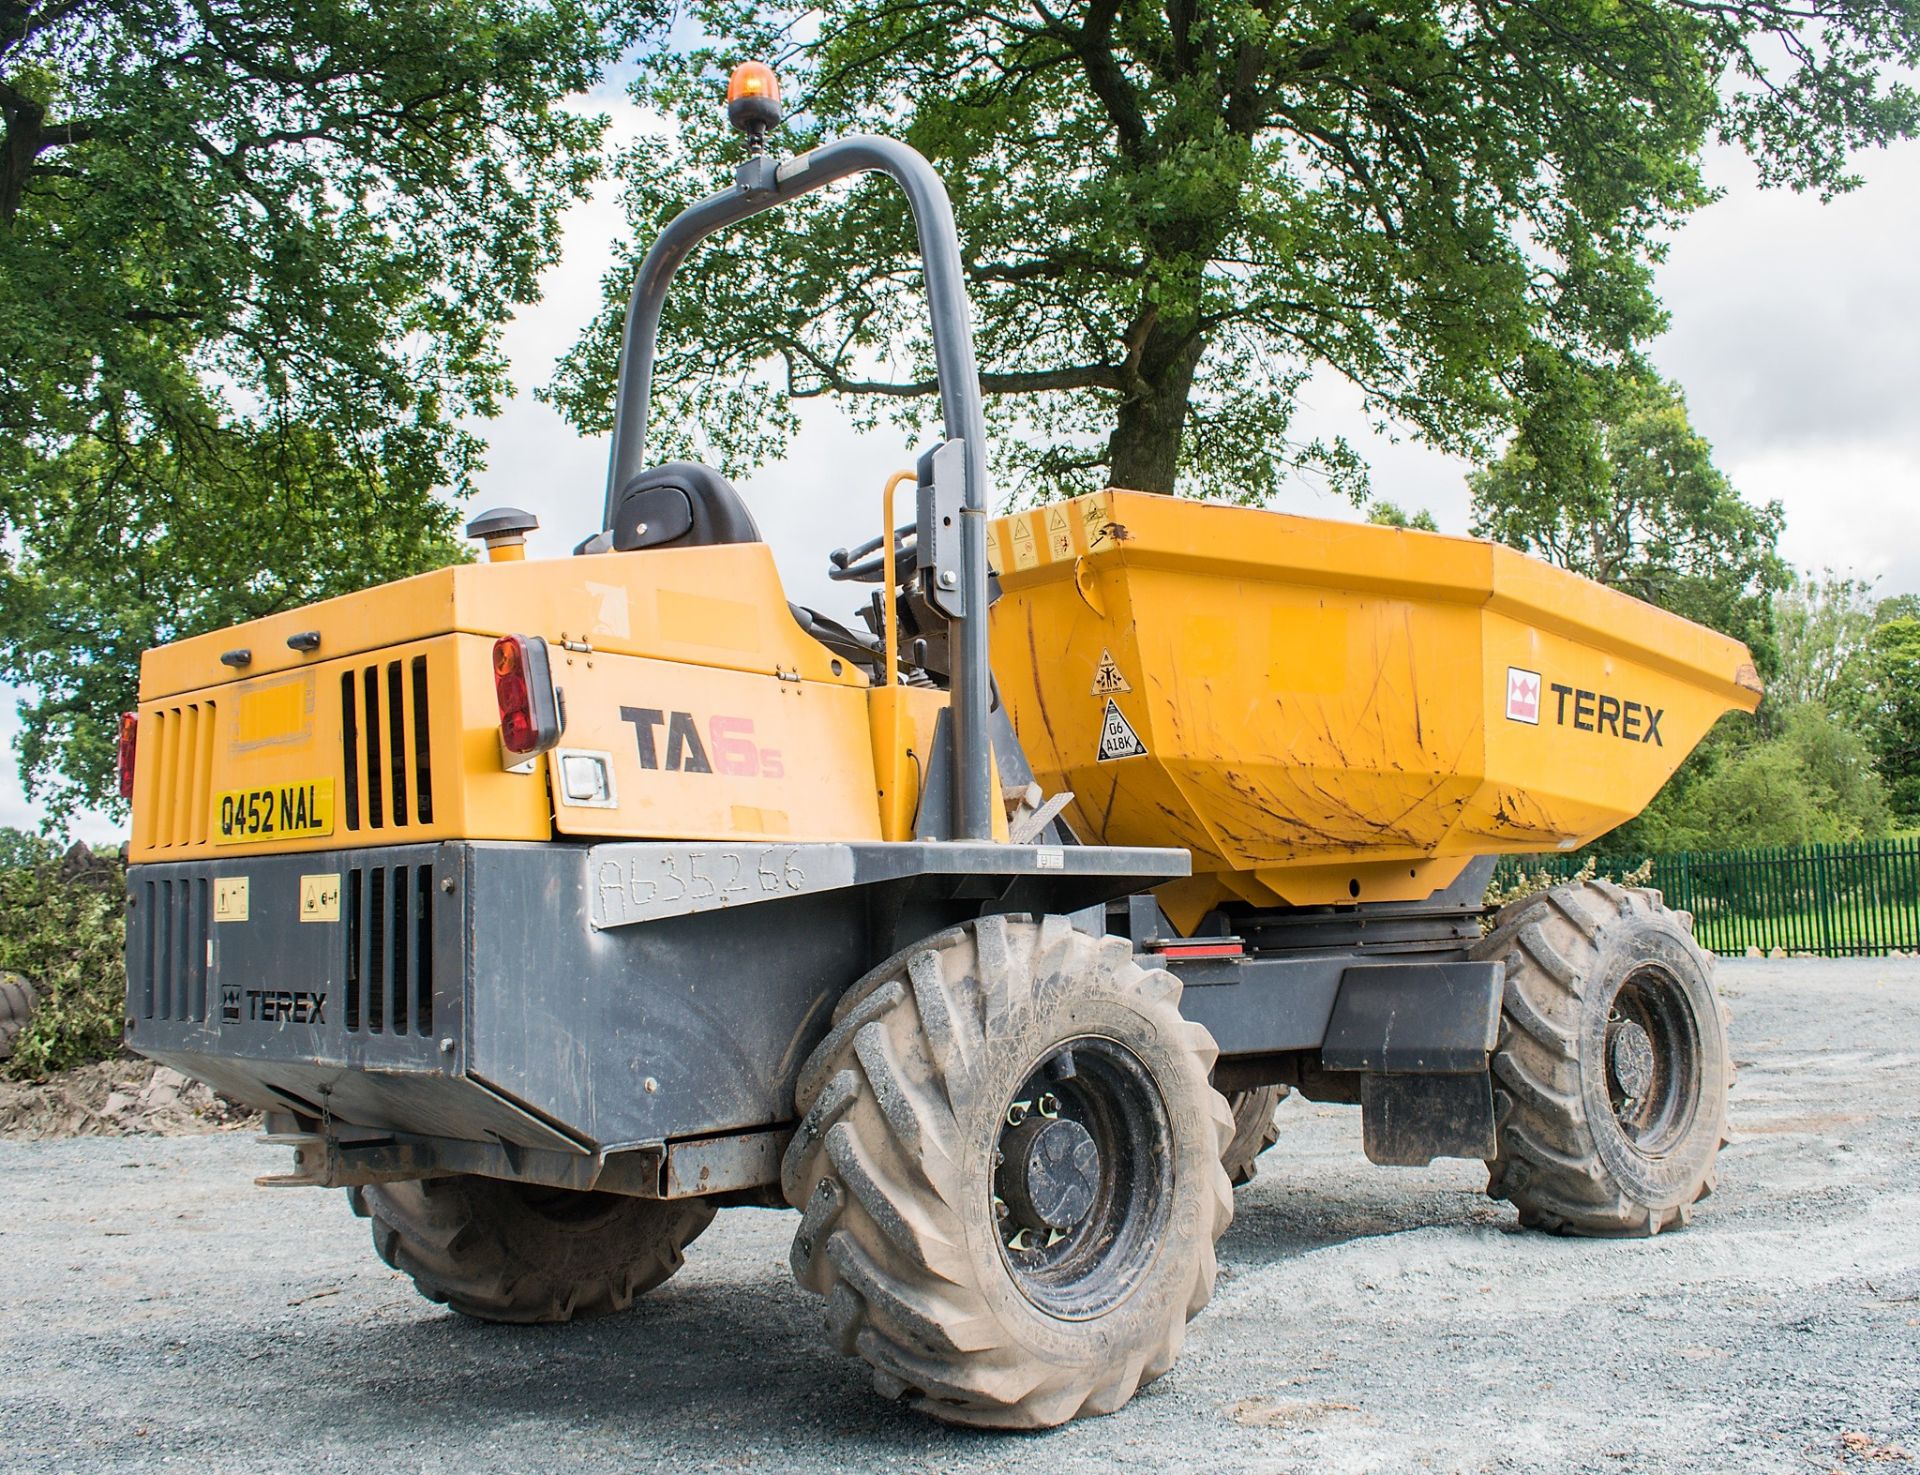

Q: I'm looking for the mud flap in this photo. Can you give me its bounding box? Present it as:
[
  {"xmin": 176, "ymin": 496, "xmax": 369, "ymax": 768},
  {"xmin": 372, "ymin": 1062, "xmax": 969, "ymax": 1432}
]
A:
[
  {"xmin": 1322, "ymin": 961, "xmax": 1503, "ymax": 1166},
  {"xmin": 1359, "ymin": 1072, "xmax": 1496, "ymax": 1166}
]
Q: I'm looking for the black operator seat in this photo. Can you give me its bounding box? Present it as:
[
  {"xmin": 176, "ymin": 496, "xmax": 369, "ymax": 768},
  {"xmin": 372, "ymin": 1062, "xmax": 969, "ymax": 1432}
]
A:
[
  {"xmin": 610, "ymin": 461, "xmax": 761, "ymax": 550},
  {"xmin": 597, "ymin": 459, "xmax": 880, "ymax": 672}
]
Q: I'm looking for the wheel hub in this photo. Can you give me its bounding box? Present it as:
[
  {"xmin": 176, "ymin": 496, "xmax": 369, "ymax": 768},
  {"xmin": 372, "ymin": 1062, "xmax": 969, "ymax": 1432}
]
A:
[
  {"xmin": 1000, "ymin": 1115, "xmax": 1100, "ymax": 1232},
  {"xmin": 1607, "ymin": 1017, "xmax": 1656, "ymax": 1103}
]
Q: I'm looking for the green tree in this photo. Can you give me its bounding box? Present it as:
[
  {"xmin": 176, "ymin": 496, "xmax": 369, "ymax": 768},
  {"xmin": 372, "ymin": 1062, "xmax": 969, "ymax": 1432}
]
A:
[
  {"xmin": 0, "ymin": 0, "xmax": 638, "ymax": 819},
  {"xmin": 1875, "ymin": 593, "xmax": 1920, "ymax": 625},
  {"xmin": 1366, "ymin": 502, "xmax": 1438, "ymax": 532},
  {"xmin": 1619, "ymin": 704, "xmax": 1889, "ymax": 853},
  {"xmin": 0, "ymin": 826, "xmax": 58, "ymax": 871},
  {"xmin": 1770, "ymin": 570, "xmax": 1879, "ymax": 716},
  {"xmin": 0, "ymin": 843, "xmax": 127, "ymax": 1077},
  {"xmin": 552, "ymin": 2, "xmax": 1919, "ymax": 506},
  {"xmin": 1468, "ymin": 374, "xmax": 1788, "ymax": 660},
  {"xmin": 1857, "ymin": 617, "xmax": 1920, "ymax": 823}
]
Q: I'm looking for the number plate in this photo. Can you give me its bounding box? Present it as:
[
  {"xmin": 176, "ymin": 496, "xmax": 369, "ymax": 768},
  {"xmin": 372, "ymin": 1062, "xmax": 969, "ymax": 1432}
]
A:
[{"xmin": 213, "ymin": 781, "xmax": 335, "ymax": 845}]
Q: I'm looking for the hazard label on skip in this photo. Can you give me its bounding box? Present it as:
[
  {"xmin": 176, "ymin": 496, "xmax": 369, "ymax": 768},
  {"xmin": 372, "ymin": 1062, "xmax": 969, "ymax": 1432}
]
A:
[
  {"xmin": 1097, "ymin": 699, "xmax": 1148, "ymax": 761},
  {"xmin": 1091, "ymin": 648, "xmax": 1132, "ymax": 695}
]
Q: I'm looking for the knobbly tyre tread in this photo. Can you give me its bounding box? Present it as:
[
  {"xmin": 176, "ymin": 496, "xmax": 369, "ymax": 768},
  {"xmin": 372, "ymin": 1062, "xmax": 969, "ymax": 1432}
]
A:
[
  {"xmin": 349, "ymin": 1175, "xmax": 714, "ymax": 1323},
  {"xmin": 782, "ymin": 915, "xmax": 1235, "ymax": 1429},
  {"xmin": 1222, "ymin": 1085, "xmax": 1289, "ymax": 1187},
  {"xmin": 1473, "ymin": 880, "xmax": 1733, "ymax": 1237},
  {"xmin": 0, "ymin": 971, "xmax": 37, "ymax": 1061}
]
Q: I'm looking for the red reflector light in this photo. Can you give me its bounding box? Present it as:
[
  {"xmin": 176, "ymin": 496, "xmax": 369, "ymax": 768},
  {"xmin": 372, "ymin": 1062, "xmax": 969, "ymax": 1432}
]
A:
[
  {"xmin": 1150, "ymin": 940, "xmax": 1245, "ymax": 960},
  {"xmin": 491, "ymin": 636, "xmax": 561, "ymax": 758},
  {"xmin": 116, "ymin": 712, "xmax": 138, "ymax": 800}
]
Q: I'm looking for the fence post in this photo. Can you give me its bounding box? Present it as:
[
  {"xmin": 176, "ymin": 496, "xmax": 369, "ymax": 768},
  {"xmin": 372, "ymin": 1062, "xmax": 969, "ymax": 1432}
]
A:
[{"xmin": 1813, "ymin": 844, "xmax": 1832, "ymax": 958}]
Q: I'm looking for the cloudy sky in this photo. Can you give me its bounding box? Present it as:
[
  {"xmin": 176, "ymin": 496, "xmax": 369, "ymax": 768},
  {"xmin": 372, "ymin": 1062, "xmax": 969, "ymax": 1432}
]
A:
[{"xmin": 8, "ymin": 90, "xmax": 1919, "ymax": 841}]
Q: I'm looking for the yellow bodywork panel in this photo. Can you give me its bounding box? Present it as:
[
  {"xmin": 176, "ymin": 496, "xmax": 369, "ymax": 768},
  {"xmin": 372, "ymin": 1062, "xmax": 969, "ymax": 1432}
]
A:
[
  {"xmin": 132, "ymin": 634, "xmax": 552, "ymax": 859},
  {"xmin": 139, "ymin": 543, "xmax": 855, "ymax": 700},
  {"xmin": 989, "ymin": 490, "xmax": 1763, "ymax": 925},
  {"xmin": 869, "ymin": 684, "xmax": 958, "ymax": 842},
  {"xmin": 541, "ymin": 648, "xmax": 883, "ymax": 843},
  {"xmin": 128, "ymin": 544, "xmax": 900, "ymax": 861}
]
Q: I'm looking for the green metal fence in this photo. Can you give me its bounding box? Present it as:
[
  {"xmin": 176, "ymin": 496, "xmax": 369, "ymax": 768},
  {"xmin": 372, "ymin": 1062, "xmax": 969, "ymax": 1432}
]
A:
[{"xmin": 1491, "ymin": 839, "xmax": 1920, "ymax": 958}]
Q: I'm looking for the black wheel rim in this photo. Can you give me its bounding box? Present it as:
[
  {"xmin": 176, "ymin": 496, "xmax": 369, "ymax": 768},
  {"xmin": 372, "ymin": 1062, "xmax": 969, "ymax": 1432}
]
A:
[
  {"xmin": 992, "ymin": 1036, "xmax": 1173, "ymax": 1321},
  {"xmin": 1605, "ymin": 964, "xmax": 1701, "ymax": 1156}
]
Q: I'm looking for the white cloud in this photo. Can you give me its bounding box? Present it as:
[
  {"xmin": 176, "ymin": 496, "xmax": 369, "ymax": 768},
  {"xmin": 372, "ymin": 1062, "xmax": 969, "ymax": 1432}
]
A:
[{"xmin": 1652, "ymin": 143, "xmax": 1920, "ymax": 590}]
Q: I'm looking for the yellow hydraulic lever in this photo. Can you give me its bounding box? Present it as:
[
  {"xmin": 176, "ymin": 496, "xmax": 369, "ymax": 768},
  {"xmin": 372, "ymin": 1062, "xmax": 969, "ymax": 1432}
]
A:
[
  {"xmin": 870, "ymin": 470, "xmax": 916, "ymax": 840},
  {"xmin": 880, "ymin": 469, "xmax": 912, "ymax": 684}
]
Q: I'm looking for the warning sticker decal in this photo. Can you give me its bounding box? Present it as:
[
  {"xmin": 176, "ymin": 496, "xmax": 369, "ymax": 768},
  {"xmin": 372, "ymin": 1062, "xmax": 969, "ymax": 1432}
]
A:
[
  {"xmin": 1045, "ymin": 504, "xmax": 1074, "ymax": 559},
  {"xmin": 1091, "ymin": 648, "xmax": 1132, "ymax": 695},
  {"xmin": 1097, "ymin": 699, "xmax": 1149, "ymax": 761}
]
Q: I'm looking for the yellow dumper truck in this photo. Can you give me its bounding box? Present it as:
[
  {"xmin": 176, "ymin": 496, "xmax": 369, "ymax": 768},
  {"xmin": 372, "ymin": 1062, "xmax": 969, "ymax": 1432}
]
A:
[{"xmin": 121, "ymin": 69, "xmax": 1760, "ymax": 1428}]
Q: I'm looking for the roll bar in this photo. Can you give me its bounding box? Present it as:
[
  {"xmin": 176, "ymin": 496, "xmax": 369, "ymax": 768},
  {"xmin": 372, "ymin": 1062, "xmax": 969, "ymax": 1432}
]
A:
[{"xmin": 599, "ymin": 137, "xmax": 996, "ymax": 843}]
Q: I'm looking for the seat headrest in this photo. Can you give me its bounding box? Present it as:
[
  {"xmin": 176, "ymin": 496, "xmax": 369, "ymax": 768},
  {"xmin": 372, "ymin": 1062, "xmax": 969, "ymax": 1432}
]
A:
[{"xmin": 612, "ymin": 461, "xmax": 760, "ymax": 552}]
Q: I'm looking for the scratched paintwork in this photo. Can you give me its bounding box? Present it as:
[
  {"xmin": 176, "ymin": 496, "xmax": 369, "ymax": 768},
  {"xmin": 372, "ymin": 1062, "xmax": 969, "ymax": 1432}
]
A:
[{"xmin": 989, "ymin": 490, "xmax": 1762, "ymax": 925}]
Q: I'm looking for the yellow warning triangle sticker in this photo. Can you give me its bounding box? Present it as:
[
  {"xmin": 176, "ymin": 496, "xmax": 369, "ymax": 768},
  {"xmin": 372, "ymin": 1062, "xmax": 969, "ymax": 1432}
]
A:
[
  {"xmin": 1091, "ymin": 648, "xmax": 1132, "ymax": 695},
  {"xmin": 1097, "ymin": 699, "xmax": 1148, "ymax": 761}
]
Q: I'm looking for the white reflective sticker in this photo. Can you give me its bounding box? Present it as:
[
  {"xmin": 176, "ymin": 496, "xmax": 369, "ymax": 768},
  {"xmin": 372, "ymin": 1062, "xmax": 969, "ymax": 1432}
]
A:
[
  {"xmin": 1034, "ymin": 847, "xmax": 1065, "ymax": 870},
  {"xmin": 1097, "ymin": 700, "xmax": 1148, "ymax": 761}
]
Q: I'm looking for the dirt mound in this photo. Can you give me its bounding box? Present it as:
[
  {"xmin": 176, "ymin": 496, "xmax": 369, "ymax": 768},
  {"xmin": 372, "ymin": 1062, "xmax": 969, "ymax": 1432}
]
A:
[{"xmin": 0, "ymin": 1057, "xmax": 258, "ymax": 1139}]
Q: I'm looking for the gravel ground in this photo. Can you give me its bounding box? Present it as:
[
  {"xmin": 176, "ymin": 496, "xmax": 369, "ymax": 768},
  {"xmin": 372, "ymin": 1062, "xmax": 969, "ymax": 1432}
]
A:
[{"xmin": 3, "ymin": 956, "xmax": 1916, "ymax": 1475}]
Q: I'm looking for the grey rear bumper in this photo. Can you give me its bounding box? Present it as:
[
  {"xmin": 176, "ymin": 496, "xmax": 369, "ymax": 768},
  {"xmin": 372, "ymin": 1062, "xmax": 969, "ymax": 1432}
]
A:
[{"xmin": 126, "ymin": 837, "xmax": 1185, "ymax": 1159}]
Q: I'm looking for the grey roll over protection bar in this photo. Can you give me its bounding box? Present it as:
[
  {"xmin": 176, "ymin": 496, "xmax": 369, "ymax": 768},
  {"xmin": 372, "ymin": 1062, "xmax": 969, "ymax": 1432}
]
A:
[{"xmin": 600, "ymin": 136, "xmax": 997, "ymax": 845}]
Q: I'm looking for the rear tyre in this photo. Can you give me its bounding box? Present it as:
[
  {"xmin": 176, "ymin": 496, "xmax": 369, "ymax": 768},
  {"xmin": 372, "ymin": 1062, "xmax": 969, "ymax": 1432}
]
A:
[
  {"xmin": 1222, "ymin": 1085, "xmax": 1288, "ymax": 1187},
  {"xmin": 782, "ymin": 915, "xmax": 1234, "ymax": 1429},
  {"xmin": 1473, "ymin": 879, "xmax": 1731, "ymax": 1236},
  {"xmin": 0, "ymin": 971, "xmax": 36, "ymax": 1062},
  {"xmin": 350, "ymin": 1175, "xmax": 713, "ymax": 1323}
]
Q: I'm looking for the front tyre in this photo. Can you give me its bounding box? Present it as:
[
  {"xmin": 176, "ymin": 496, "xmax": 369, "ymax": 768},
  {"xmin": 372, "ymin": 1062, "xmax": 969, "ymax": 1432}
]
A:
[
  {"xmin": 782, "ymin": 915, "xmax": 1234, "ymax": 1429},
  {"xmin": 351, "ymin": 1175, "xmax": 713, "ymax": 1323},
  {"xmin": 1473, "ymin": 879, "xmax": 1731, "ymax": 1236}
]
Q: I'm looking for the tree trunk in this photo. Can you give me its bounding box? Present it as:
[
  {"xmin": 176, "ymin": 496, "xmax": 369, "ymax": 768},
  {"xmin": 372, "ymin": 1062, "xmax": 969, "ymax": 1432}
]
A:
[
  {"xmin": 1106, "ymin": 319, "xmax": 1208, "ymax": 494},
  {"xmin": 0, "ymin": 87, "xmax": 44, "ymax": 226}
]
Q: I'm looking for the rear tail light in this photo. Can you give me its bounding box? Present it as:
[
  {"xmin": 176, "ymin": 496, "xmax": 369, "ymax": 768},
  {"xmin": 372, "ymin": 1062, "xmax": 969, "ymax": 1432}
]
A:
[
  {"xmin": 492, "ymin": 636, "xmax": 562, "ymax": 760},
  {"xmin": 117, "ymin": 712, "xmax": 139, "ymax": 799}
]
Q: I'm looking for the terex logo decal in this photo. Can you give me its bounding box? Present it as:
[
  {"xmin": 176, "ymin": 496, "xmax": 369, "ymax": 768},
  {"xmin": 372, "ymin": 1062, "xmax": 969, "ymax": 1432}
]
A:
[
  {"xmin": 1548, "ymin": 683, "xmax": 1664, "ymax": 746},
  {"xmin": 620, "ymin": 706, "xmax": 785, "ymax": 778},
  {"xmin": 244, "ymin": 989, "xmax": 326, "ymax": 1023},
  {"xmin": 222, "ymin": 988, "xmax": 326, "ymax": 1025},
  {"xmin": 1506, "ymin": 667, "xmax": 1541, "ymax": 725}
]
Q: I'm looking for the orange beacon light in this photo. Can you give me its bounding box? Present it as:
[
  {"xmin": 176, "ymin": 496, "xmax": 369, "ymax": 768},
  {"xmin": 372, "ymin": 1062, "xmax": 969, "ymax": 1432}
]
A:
[{"xmin": 726, "ymin": 62, "xmax": 781, "ymax": 138}]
